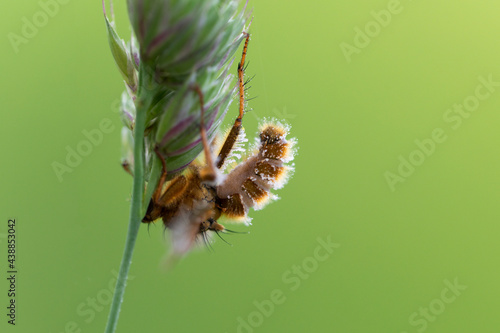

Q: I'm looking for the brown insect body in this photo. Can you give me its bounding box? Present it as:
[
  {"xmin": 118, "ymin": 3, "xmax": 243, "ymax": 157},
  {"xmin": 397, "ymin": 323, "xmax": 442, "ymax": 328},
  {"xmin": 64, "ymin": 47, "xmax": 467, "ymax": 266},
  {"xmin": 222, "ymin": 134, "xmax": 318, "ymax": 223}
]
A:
[
  {"xmin": 142, "ymin": 164, "xmax": 218, "ymax": 224},
  {"xmin": 216, "ymin": 123, "xmax": 294, "ymax": 219},
  {"xmin": 140, "ymin": 33, "xmax": 296, "ymax": 254},
  {"xmin": 142, "ymin": 163, "xmax": 223, "ymax": 253}
]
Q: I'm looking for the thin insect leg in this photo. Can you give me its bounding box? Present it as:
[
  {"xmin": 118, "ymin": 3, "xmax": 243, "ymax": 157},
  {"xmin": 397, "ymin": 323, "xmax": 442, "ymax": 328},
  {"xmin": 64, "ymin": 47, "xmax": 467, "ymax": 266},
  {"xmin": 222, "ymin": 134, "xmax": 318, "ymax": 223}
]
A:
[
  {"xmin": 121, "ymin": 161, "xmax": 133, "ymax": 176},
  {"xmin": 193, "ymin": 85, "xmax": 216, "ymax": 182},
  {"xmin": 224, "ymin": 228, "xmax": 250, "ymax": 234},
  {"xmin": 202, "ymin": 231, "xmax": 214, "ymax": 252},
  {"xmin": 153, "ymin": 145, "xmax": 168, "ymax": 202},
  {"xmin": 142, "ymin": 146, "xmax": 169, "ymax": 222},
  {"xmin": 146, "ymin": 221, "xmax": 156, "ymax": 237},
  {"xmin": 216, "ymin": 32, "xmax": 250, "ymax": 169},
  {"xmin": 215, "ymin": 230, "xmax": 232, "ymax": 246},
  {"xmin": 237, "ymin": 32, "xmax": 250, "ymax": 121}
]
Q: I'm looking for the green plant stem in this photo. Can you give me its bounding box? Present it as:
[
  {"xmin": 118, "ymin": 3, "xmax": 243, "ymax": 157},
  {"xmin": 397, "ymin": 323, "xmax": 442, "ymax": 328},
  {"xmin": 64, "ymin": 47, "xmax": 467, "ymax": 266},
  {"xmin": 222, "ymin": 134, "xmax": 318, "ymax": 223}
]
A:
[{"xmin": 104, "ymin": 104, "xmax": 147, "ymax": 333}]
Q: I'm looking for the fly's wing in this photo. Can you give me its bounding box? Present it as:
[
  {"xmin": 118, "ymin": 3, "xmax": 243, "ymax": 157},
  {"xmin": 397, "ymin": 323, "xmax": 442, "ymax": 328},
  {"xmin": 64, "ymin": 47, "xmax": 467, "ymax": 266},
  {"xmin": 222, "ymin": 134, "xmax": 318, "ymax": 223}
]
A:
[{"xmin": 166, "ymin": 200, "xmax": 213, "ymax": 256}]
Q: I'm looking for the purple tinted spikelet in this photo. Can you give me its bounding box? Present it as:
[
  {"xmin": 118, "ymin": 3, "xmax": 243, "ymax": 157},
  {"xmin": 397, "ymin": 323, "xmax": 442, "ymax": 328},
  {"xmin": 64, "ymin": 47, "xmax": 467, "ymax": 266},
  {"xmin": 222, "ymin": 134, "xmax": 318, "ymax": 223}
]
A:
[
  {"xmin": 103, "ymin": 0, "xmax": 251, "ymax": 197},
  {"xmin": 127, "ymin": 0, "xmax": 250, "ymax": 88}
]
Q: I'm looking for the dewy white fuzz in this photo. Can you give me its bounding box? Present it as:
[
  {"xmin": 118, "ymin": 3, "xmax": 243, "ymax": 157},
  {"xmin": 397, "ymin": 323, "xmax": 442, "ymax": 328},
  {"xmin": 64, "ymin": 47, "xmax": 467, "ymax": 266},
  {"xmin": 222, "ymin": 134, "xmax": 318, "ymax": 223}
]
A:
[
  {"xmin": 223, "ymin": 127, "xmax": 248, "ymax": 172},
  {"xmin": 272, "ymin": 164, "xmax": 295, "ymax": 190}
]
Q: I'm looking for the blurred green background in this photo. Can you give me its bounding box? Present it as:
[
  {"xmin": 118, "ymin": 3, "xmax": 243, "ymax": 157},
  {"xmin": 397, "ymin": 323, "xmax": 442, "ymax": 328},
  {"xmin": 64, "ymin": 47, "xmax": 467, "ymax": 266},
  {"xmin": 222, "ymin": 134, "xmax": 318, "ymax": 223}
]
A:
[{"xmin": 2, "ymin": 0, "xmax": 500, "ymax": 332}]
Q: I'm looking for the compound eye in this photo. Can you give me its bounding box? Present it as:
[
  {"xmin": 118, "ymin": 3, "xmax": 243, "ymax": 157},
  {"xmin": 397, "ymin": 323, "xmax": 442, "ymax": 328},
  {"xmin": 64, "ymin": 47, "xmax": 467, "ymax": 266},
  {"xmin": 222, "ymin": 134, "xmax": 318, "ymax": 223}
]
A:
[{"xmin": 199, "ymin": 220, "xmax": 210, "ymax": 232}]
